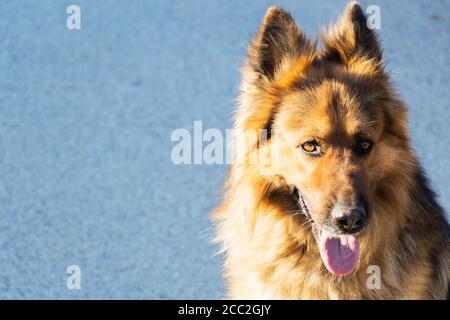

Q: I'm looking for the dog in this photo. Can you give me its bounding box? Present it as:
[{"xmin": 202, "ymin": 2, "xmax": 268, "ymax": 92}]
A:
[{"xmin": 212, "ymin": 2, "xmax": 449, "ymax": 299}]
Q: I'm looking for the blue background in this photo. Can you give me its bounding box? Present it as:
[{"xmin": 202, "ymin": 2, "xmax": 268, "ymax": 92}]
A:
[{"xmin": 0, "ymin": 0, "xmax": 448, "ymax": 299}]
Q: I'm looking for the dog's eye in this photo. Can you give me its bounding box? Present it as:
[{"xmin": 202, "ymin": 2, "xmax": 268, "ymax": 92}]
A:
[
  {"xmin": 301, "ymin": 141, "xmax": 321, "ymax": 155},
  {"xmin": 356, "ymin": 140, "xmax": 373, "ymax": 154}
]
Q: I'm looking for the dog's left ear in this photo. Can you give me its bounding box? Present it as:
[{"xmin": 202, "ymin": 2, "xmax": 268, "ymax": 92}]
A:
[{"xmin": 321, "ymin": 1, "xmax": 382, "ymax": 64}]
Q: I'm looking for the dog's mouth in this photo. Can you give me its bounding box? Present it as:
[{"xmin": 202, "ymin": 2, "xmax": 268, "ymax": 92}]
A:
[
  {"xmin": 292, "ymin": 187, "xmax": 360, "ymax": 276},
  {"xmin": 318, "ymin": 229, "xmax": 360, "ymax": 276}
]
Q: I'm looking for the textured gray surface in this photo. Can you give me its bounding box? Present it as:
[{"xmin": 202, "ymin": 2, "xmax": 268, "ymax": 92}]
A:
[{"xmin": 0, "ymin": 0, "xmax": 448, "ymax": 299}]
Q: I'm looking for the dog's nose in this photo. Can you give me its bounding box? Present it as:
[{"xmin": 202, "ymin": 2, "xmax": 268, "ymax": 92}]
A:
[{"xmin": 335, "ymin": 198, "xmax": 367, "ymax": 234}]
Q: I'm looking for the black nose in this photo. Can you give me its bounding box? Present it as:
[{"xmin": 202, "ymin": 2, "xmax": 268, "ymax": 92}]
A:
[{"xmin": 336, "ymin": 199, "xmax": 367, "ymax": 234}]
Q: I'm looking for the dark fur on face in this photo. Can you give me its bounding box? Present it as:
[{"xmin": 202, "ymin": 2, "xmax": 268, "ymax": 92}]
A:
[{"xmin": 213, "ymin": 2, "xmax": 449, "ymax": 299}]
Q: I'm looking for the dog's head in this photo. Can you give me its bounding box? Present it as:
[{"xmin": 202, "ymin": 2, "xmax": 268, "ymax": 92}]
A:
[{"xmin": 237, "ymin": 3, "xmax": 413, "ymax": 276}]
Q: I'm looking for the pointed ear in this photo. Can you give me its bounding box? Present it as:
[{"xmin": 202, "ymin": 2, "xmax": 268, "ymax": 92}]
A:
[
  {"xmin": 247, "ymin": 6, "xmax": 314, "ymax": 79},
  {"xmin": 321, "ymin": 1, "xmax": 382, "ymax": 64}
]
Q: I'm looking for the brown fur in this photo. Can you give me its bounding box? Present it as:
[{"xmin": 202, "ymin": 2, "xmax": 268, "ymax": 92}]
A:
[{"xmin": 212, "ymin": 2, "xmax": 449, "ymax": 299}]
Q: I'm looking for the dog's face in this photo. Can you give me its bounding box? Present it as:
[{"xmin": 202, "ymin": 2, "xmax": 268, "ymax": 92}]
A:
[
  {"xmin": 275, "ymin": 78, "xmax": 382, "ymax": 237},
  {"xmin": 239, "ymin": 3, "xmax": 410, "ymax": 275}
]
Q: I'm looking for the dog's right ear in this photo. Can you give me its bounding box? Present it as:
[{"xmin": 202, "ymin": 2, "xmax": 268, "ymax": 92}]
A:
[
  {"xmin": 246, "ymin": 7, "xmax": 314, "ymax": 80},
  {"xmin": 235, "ymin": 8, "xmax": 314, "ymax": 142}
]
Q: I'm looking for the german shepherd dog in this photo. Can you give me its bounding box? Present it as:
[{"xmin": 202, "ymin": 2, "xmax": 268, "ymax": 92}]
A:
[{"xmin": 213, "ymin": 2, "xmax": 449, "ymax": 299}]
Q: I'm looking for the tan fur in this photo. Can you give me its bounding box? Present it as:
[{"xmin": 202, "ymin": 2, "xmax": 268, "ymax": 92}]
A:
[{"xmin": 212, "ymin": 2, "xmax": 449, "ymax": 300}]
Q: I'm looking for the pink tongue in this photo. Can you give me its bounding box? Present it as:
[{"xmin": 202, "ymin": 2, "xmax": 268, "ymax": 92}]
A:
[{"xmin": 319, "ymin": 230, "xmax": 360, "ymax": 276}]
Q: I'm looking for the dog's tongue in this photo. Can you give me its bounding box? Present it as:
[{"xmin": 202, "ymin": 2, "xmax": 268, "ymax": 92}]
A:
[{"xmin": 319, "ymin": 230, "xmax": 360, "ymax": 276}]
